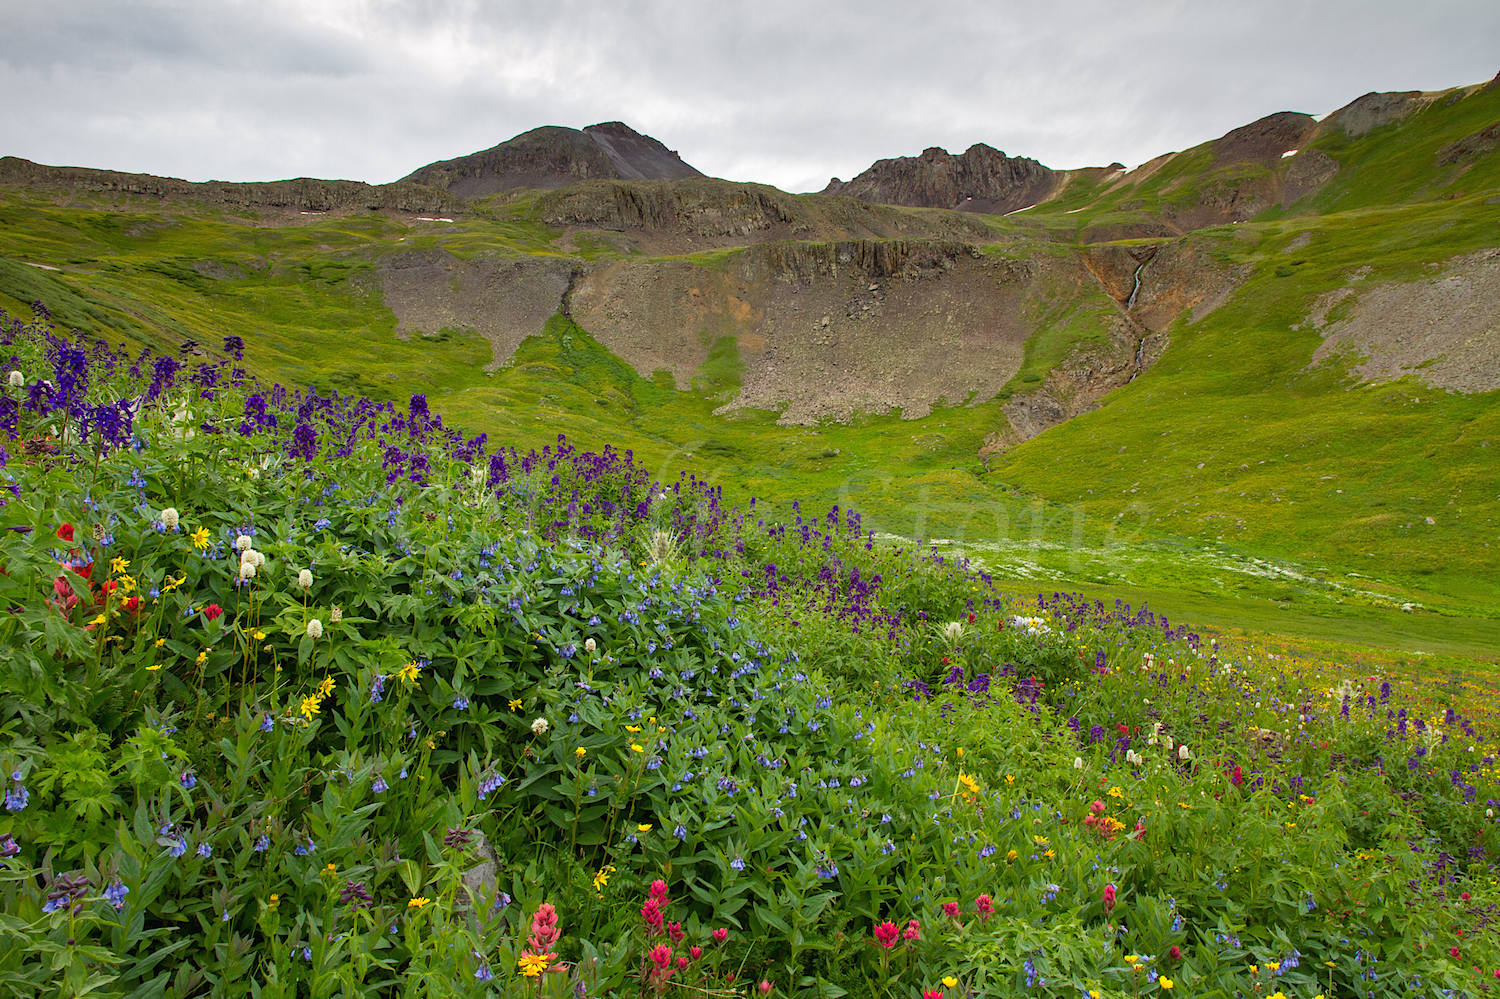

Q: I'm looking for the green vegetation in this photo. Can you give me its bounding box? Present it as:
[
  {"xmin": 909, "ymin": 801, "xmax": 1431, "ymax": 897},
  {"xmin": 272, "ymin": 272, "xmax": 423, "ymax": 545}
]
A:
[
  {"xmin": 2, "ymin": 316, "xmax": 1498, "ymax": 997},
  {"xmin": 0, "ymin": 78, "xmax": 1497, "ymax": 671}
]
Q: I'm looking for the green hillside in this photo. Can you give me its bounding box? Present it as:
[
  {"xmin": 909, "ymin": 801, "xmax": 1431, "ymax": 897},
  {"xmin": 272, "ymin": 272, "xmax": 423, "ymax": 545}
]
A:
[{"xmin": 1, "ymin": 80, "xmax": 1497, "ymax": 661}]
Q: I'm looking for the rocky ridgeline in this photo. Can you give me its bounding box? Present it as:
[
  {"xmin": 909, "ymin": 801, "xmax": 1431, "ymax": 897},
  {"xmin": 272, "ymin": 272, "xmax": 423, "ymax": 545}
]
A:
[
  {"xmin": 401, "ymin": 122, "xmax": 702, "ymax": 199},
  {"xmin": 821, "ymin": 143, "xmax": 1057, "ymax": 213},
  {"xmin": 0, "ymin": 156, "xmax": 460, "ymax": 214}
]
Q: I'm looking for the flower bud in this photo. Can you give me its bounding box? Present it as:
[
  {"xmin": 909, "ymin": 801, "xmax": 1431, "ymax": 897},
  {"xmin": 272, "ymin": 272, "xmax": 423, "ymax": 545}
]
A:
[
  {"xmin": 306, "ymin": 619, "xmax": 323, "ymax": 640},
  {"xmin": 297, "ymin": 569, "xmax": 313, "ymax": 589}
]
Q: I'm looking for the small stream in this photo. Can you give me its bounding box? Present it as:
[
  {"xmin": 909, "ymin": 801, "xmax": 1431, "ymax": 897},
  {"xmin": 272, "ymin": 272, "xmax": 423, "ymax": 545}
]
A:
[{"xmin": 1126, "ymin": 261, "xmax": 1146, "ymax": 310}]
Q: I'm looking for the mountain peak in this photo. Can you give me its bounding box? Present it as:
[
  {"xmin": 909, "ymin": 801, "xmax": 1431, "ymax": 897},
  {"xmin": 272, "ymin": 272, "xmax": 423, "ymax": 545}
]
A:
[
  {"xmin": 821, "ymin": 143, "xmax": 1055, "ymax": 213},
  {"xmin": 401, "ymin": 122, "xmax": 702, "ymax": 198}
]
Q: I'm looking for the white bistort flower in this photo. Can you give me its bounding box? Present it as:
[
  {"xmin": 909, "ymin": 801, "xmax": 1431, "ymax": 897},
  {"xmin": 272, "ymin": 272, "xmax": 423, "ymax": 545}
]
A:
[
  {"xmin": 584, "ymin": 637, "xmax": 596, "ymax": 654},
  {"xmin": 7, "ymin": 371, "xmax": 23, "ymax": 388},
  {"xmin": 160, "ymin": 507, "xmax": 179, "ymax": 531},
  {"xmin": 236, "ymin": 535, "xmax": 253, "ymax": 553},
  {"xmin": 239, "ymin": 562, "xmax": 256, "ymax": 580},
  {"xmin": 530, "ymin": 717, "xmax": 549, "ymax": 736},
  {"xmin": 297, "ymin": 569, "xmax": 313, "ymax": 590},
  {"xmin": 306, "ymin": 619, "xmax": 323, "ymax": 640}
]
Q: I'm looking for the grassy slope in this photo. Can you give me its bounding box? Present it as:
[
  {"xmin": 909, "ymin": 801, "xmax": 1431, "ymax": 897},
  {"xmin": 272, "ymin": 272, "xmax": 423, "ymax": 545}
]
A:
[{"xmin": 1, "ymin": 85, "xmax": 1498, "ymax": 662}]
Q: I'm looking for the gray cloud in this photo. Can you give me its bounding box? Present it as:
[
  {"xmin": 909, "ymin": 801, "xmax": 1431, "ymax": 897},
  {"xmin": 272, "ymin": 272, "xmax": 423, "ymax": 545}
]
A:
[{"xmin": 1, "ymin": 0, "xmax": 1496, "ymax": 191}]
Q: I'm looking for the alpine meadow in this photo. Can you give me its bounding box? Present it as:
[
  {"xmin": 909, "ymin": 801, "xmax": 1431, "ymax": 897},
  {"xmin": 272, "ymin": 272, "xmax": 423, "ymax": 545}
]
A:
[{"xmin": 0, "ymin": 65, "xmax": 1498, "ymax": 999}]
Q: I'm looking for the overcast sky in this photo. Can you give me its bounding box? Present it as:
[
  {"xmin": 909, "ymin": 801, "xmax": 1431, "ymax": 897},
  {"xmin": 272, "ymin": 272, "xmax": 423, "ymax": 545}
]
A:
[{"xmin": 3, "ymin": 0, "xmax": 1497, "ymax": 194}]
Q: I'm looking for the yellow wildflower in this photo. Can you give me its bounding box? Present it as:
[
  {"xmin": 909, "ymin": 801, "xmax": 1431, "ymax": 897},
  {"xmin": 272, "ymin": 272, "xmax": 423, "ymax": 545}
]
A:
[
  {"xmin": 119, "ymin": 575, "xmax": 136, "ymax": 593},
  {"xmin": 399, "ymin": 662, "xmax": 421, "ymax": 684},
  {"xmin": 1043, "ymin": 849, "xmax": 1055, "ymax": 860},
  {"xmin": 1159, "ymin": 978, "xmax": 1174, "ymax": 990},
  {"xmin": 90, "ymin": 614, "xmax": 107, "ymax": 626},
  {"xmin": 154, "ymin": 638, "xmax": 166, "ymax": 648},
  {"xmin": 625, "ymin": 725, "xmax": 642, "ymax": 733},
  {"xmin": 1032, "ymin": 835, "xmax": 1049, "ymax": 845},
  {"xmin": 1004, "ymin": 774, "xmax": 1015, "ymax": 784},
  {"xmin": 316, "ymin": 676, "xmax": 335, "ymax": 698},
  {"xmin": 517, "ymin": 953, "xmax": 550, "ymax": 977},
  {"xmin": 575, "ymin": 747, "xmax": 587, "ymax": 758},
  {"xmin": 1006, "ymin": 849, "xmax": 1018, "ymax": 861},
  {"xmin": 630, "ymin": 743, "xmax": 644, "ymax": 753},
  {"xmin": 253, "ymin": 630, "xmax": 265, "ymax": 641},
  {"xmin": 957, "ymin": 773, "xmax": 980, "ymax": 795},
  {"xmin": 110, "ymin": 556, "xmax": 129, "ymax": 575},
  {"xmin": 299, "ymin": 695, "xmax": 321, "ymax": 719},
  {"xmin": 942, "ymin": 977, "xmax": 958, "ymax": 988},
  {"xmin": 196, "ymin": 651, "xmax": 208, "ymax": 665},
  {"xmin": 1107, "ymin": 786, "xmax": 1124, "ymax": 799},
  {"xmin": 190, "ymin": 527, "xmax": 211, "ymax": 550},
  {"xmin": 592, "ymin": 865, "xmax": 615, "ymax": 891},
  {"xmin": 637, "ymin": 823, "xmax": 652, "ymax": 833},
  {"xmin": 146, "ymin": 664, "xmax": 163, "ymax": 672},
  {"xmin": 508, "ymin": 698, "xmax": 522, "ymax": 711},
  {"xmin": 1124, "ymin": 956, "xmax": 1138, "ymax": 965},
  {"xmin": 408, "ymin": 897, "xmax": 429, "ymax": 909}
]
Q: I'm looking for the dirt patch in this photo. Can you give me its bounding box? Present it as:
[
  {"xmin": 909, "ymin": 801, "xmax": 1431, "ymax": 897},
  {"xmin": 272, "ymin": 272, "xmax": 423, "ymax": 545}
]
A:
[
  {"xmin": 380, "ymin": 250, "xmax": 573, "ymax": 367},
  {"xmin": 1307, "ymin": 250, "xmax": 1500, "ymax": 393}
]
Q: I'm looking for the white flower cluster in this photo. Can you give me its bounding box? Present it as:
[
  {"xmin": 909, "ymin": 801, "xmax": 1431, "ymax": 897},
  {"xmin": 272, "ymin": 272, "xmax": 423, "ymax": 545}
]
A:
[
  {"xmin": 237, "ymin": 539, "xmax": 266, "ymax": 580},
  {"xmin": 160, "ymin": 507, "xmax": 179, "ymax": 531},
  {"xmin": 1009, "ymin": 615, "xmax": 1052, "ymax": 638}
]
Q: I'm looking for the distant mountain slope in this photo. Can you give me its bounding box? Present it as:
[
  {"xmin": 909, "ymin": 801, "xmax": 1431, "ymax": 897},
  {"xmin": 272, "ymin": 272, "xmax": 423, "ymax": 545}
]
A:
[
  {"xmin": 401, "ymin": 122, "xmax": 702, "ymax": 198},
  {"xmin": 0, "ymin": 157, "xmax": 459, "ymax": 213},
  {"xmin": 821, "ymin": 144, "xmax": 1057, "ymax": 214}
]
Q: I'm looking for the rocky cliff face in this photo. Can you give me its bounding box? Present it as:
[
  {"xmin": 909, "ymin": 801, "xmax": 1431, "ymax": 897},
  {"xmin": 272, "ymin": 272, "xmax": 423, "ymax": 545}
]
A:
[
  {"xmin": 0, "ymin": 157, "xmax": 459, "ymax": 213},
  {"xmin": 821, "ymin": 144, "xmax": 1057, "ymax": 213},
  {"xmin": 536, "ymin": 177, "xmax": 1002, "ymax": 255},
  {"xmin": 401, "ymin": 122, "xmax": 702, "ymax": 198}
]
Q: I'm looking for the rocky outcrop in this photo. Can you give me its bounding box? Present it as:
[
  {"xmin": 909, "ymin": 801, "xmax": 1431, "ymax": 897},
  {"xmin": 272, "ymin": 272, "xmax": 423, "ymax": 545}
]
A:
[
  {"xmin": 379, "ymin": 250, "xmax": 575, "ymax": 367},
  {"xmin": 1320, "ymin": 91, "xmax": 1425, "ymax": 137},
  {"xmin": 0, "ymin": 157, "xmax": 460, "ymax": 213},
  {"xmin": 536, "ymin": 177, "xmax": 1001, "ymax": 255},
  {"xmin": 1437, "ymin": 123, "xmax": 1500, "ymax": 166},
  {"xmin": 1280, "ymin": 149, "xmax": 1341, "ymax": 206},
  {"xmin": 401, "ymin": 122, "xmax": 702, "ymax": 198},
  {"xmin": 821, "ymin": 144, "xmax": 1056, "ymax": 214},
  {"xmin": 565, "ymin": 238, "xmax": 1098, "ymax": 424},
  {"xmin": 1213, "ymin": 112, "xmax": 1318, "ymax": 167},
  {"xmin": 981, "ymin": 236, "xmax": 1251, "ymax": 455}
]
